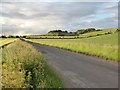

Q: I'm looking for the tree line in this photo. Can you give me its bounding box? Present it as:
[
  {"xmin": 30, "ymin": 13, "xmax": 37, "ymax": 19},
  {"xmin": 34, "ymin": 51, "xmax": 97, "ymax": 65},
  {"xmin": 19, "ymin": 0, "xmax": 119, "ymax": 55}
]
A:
[
  {"xmin": 46, "ymin": 28, "xmax": 100, "ymax": 36},
  {"xmin": 0, "ymin": 35, "xmax": 26, "ymax": 38}
]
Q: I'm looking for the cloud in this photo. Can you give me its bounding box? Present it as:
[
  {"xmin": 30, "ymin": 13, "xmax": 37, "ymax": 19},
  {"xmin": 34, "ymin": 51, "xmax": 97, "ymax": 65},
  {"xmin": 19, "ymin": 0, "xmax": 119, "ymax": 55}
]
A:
[
  {"xmin": 0, "ymin": 2, "xmax": 118, "ymax": 35},
  {"xmin": 1, "ymin": 0, "xmax": 119, "ymax": 2}
]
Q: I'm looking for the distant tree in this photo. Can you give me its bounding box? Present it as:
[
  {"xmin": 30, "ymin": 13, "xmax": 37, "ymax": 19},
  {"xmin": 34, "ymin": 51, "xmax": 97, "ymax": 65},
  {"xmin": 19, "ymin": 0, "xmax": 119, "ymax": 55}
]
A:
[
  {"xmin": 16, "ymin": 36, "xmax": 20, "ymax": 38},
  {"xmin": 1, "ymin": 35, "xmax": 6, "ymax": 38},
  {"xmin": 76, "ymin": 29, "xmax": 85, "ymax": 34},
  {"xmin": 64, "ymin": 31, "xmax": 68, "ymax": 33},
  {"xmin": 76, "ymin": 28, "xmax": 96, "ymax": 35},
  {"xmin": 48, "ymin": 30, "xmax": 71, "ymax": 36},
  {"xmin": 8, "ymin": 35, "xmax": 14, "ymax": 38},
  {"xmin": 48, "ymin": 30, "xmax": 63, "ymax": 33},
  {"xmin": 85, "ymin": 28, "xmax": 96, "ymax": 32},
  {"xmin": 23, "ymin": 36, "xmax": 26, "ymax": 38},
  {"xmin": 117, "ymin": 28, "xmax": 120, "ymax": 32}
]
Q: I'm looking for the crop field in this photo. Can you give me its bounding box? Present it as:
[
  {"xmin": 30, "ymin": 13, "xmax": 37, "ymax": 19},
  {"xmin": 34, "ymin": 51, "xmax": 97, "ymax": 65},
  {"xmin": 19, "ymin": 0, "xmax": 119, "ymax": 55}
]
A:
[
  {"xmin": 27, "ymin": 33, "xmax": 118, "ymax": 61},
  {"xmin": 1, "ymin": 40, "xmax": 63, "ymax": 88},
  {"xmin": 0, "ymin": 38, "xmax": 17, "ymax": 46}
]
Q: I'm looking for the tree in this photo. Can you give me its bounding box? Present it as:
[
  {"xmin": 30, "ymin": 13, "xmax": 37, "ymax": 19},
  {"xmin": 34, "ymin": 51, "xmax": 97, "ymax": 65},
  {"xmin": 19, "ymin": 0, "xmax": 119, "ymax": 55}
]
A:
[
  {"xmin": 22, "ymin": 36, "xmax": 26, "ymax": 38},
  {"xmin": 8, "ymin": 35, "xmax": 14, "ymax": 38},
  {"xmin": 1, "ymin": 35, "xmax": 6, "ymax": 38},
  {"xmin": 16, "ymin": 36, "xmax": 20, "ymax": 38}
]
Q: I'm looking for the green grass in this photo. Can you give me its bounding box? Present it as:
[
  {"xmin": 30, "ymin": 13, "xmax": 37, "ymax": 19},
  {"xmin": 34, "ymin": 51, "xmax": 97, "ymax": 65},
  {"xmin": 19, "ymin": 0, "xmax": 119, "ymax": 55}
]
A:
[
  {"xmin": 0, "ymin": 38, "xmax": 17, "ymax": 46},
  {"xmin": 80, "ymin": 28, "xmax": 118, "ymax": 38},
  {"xmin": 26, "ymin": 35, "xmax": 78, "ymax": 39},
  {"xmin": 26, "ymin": 28, "xmax": 118, "ymax": 39},
  {"xmin": 26, "ymin": 33, "xmax": 118, "ymax": 61},
  {"xmin": 2, "ymin": 40, "xmax": 63, "ymax": 88}
]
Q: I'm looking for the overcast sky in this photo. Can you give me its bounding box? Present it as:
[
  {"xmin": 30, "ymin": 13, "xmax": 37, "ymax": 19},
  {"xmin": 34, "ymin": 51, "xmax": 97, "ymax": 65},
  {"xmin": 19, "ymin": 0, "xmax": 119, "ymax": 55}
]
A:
[{"xmin": 0, "ymin": 1, "xmax": 118, "ymax": 35}]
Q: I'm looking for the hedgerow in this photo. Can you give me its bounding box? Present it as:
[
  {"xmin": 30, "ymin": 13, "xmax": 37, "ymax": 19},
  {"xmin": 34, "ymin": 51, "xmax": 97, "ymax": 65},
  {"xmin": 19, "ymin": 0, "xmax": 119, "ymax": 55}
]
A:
[{"xmin": 2, "ymin": 40, "xmax": 63, "ymax": 89}]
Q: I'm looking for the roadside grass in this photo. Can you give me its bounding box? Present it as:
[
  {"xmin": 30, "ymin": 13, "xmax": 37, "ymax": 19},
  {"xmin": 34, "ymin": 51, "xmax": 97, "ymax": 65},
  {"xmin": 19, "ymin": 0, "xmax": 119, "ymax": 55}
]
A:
[
  {"xmin": 0, "ymin": 38, "xmax": 17, "ymax": 46},
  {"xmin": 2, "ymin": 40, "xmax": 63, "ymax": 89},
  {"xmin": 27, "ymin": 33, "xmax": 118, "ymax": 61}
]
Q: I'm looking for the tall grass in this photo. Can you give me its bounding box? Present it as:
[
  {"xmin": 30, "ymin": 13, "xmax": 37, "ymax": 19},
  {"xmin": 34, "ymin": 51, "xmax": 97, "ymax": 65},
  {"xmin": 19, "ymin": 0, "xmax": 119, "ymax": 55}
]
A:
[
  {"xmin": 2, "ymin": 40, "xmax": 63, "ymax": 89},
  {"xmin": 27, "ymin": 33, "xmax": 118, "ymax": 61}
]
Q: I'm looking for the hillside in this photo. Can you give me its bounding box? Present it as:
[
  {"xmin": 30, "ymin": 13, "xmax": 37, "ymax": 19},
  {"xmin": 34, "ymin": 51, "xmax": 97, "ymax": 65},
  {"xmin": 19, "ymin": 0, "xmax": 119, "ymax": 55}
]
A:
[
  {"xmin": 42, "ymin": 28, "xmax": 119, "ymax": 37},
  {"xmin": 25, "ymin": 28, "xmax": 119, "ymax": 39}
]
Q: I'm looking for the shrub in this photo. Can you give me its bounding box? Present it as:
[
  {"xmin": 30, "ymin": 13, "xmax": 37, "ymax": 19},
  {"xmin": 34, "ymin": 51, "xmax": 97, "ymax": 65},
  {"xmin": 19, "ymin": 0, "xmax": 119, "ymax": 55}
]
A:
[{"xmin": 2, "ymin": 40, "xmax": 63, "ymax": 89}]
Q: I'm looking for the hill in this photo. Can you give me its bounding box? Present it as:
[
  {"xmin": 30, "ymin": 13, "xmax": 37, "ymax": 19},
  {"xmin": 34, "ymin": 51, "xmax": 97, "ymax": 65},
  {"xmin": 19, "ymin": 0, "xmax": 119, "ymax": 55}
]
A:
[
  {"xmin": 25, "ymin": 28, "xmax": 119, "ymax": 39},
  {"xmin": 42, "ymin": 28, "xmax": 119, "ymax": 37}
]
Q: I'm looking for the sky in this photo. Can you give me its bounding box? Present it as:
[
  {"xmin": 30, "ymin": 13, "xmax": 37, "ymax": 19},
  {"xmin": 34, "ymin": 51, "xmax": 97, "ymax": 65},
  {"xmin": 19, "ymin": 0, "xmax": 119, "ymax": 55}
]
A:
[{"xmin": 0, "ymin": 1, "xmax": 118, "ymax": 35}]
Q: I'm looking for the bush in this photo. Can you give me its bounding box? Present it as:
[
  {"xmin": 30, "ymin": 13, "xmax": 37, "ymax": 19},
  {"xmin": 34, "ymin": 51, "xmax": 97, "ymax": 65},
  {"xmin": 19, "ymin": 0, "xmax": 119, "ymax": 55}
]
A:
[{"xmin": 2, "ymin": 40, "xmax": 63, "ymax": 89}]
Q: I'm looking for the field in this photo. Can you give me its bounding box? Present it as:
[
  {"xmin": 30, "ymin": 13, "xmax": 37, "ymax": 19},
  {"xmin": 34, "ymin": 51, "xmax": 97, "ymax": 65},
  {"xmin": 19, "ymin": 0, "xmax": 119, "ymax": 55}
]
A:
[
  {"xmin": 26, "ymin": 35, "xmax": 79, "ymax": 39},
  {"xmin": 0, "ymin": 38, "xmax": 17, "ymax": 46},
  {"xmin": 80, "ymin": 28, "xmax": 118, "ymax": 38},
  {"xmin": 27, "ymin": 32, "xmax": 118, "ymax": 61},
  {"xmin": 26, "ymin": 28, "xmax": 118, "ymax": 39},
  {"xmin": 1, "ymin": 40, "xmax": 63, "ymax": 88}
]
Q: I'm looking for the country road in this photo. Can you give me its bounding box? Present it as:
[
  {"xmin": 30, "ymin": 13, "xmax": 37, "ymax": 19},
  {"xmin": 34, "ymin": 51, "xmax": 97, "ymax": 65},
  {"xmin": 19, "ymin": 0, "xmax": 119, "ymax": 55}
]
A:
[{"xmin": 27, "ymin": 41, "xmax": 118, "ymax": 88}]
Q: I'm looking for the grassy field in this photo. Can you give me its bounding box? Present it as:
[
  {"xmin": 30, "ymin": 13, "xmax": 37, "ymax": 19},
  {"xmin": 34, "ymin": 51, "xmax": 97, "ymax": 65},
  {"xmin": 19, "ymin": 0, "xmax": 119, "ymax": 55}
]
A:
[
  {"xmin": 27, "ymin": 33, "xmax": 118, "ymax": 61},
  {"xmin": 26, "ymin": 28, "xmax": 118, "ymax": 39},
  {"xmin": 79, "ymin": 28, "xmax": 118, "ymax": 38},
  {"xmin": 1, "ymin": 40, "xmax": 63, "ymax": 88},
  {"xmin": 0, "ymin": 38, "xmax": 17, "ymax": 46}
]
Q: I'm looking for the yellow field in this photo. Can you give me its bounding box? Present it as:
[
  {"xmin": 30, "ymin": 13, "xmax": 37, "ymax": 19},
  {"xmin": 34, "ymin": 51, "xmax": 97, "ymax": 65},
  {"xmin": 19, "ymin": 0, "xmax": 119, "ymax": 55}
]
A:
[{"xmin": 0, "ymin": 38, "xmax": 17, "ymax": 46}]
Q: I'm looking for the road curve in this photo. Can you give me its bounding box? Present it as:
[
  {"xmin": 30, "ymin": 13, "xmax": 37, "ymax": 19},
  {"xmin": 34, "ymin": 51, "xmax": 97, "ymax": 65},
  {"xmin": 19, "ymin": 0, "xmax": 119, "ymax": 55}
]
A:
[{"xmin": 27, "ymin": 41, "xmax": 118, "ymax": 88}]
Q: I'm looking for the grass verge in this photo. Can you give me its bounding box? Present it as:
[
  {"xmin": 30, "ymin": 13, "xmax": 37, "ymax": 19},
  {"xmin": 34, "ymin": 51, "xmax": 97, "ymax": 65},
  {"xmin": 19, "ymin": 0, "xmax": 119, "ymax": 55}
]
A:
[{"xmin": 1, "ymin": 39, "xmax": 63, "ymax": 89}]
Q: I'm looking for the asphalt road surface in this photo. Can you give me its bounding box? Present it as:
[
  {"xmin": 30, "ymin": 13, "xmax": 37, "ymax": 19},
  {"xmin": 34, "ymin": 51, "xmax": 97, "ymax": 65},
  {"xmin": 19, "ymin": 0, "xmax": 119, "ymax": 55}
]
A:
[{"xmin": 27, "ymin": 41, "xmax": 118, "ymax": 88}]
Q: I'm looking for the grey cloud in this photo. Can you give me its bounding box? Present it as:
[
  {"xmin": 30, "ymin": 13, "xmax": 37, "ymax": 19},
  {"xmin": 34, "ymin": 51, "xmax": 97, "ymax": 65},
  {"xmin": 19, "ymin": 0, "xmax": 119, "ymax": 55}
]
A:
[
  {"xmin": 1, "ymin": 2, "xmax": 118, "ymax": 35},
  {"xmin": 1, "ymin": 24, "xmax": 20, "ymax": 35},
  {"xmin": 1, "ymin": 24, "xmax": 41, "ymax": 35},
  {"xmin": 79, "ymin": 16, "xmax": 117, "ymax": 29},
  {"xmin": 1, "ymin": 2, "xmax": 103, "ymax": 20},
  {"xmin": 1, "ymin": 0, "xmax": 119, "ymax": 2},
  {"xmin": 93, "ymin": 17, "xmax": 117, "ymax": 28}
]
